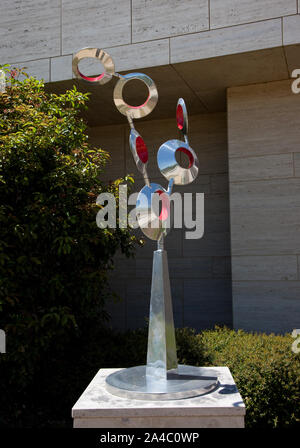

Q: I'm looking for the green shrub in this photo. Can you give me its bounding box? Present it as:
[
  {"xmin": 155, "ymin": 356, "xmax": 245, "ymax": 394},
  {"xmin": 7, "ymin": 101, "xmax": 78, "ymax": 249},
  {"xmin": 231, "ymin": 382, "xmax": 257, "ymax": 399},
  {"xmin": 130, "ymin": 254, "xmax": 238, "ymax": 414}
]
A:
[
  {"xmin": 0, "ymin": 68, "xmax": 137, "ymax": 425},
  {"xmin": 200, "ymin": 327, "xmax": 300, "ymax": 428}
]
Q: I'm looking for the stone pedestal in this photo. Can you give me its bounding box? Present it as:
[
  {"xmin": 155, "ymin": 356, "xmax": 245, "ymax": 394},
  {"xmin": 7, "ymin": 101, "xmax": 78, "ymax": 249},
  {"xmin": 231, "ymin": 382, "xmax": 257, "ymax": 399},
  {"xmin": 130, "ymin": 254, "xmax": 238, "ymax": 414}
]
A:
[{"xmin": 72, "ymin": 367, "xmax": 245, "ymax": 428}]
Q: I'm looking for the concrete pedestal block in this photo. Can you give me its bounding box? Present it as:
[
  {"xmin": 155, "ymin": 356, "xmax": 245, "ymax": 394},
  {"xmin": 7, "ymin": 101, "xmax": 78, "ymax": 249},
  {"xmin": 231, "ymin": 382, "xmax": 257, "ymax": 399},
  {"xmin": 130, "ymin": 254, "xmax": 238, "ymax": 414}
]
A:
[{"xmin": 72, "ymin": 367, "xmax": 245, "ymax": 428}]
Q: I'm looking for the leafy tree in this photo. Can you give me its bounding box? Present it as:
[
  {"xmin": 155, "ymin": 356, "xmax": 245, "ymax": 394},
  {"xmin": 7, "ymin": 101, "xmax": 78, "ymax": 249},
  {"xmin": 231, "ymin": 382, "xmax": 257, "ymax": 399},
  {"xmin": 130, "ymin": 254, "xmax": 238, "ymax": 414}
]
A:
[{"xmin": 0, "ymin": 68, "xmax": 136, "ymax": 425}]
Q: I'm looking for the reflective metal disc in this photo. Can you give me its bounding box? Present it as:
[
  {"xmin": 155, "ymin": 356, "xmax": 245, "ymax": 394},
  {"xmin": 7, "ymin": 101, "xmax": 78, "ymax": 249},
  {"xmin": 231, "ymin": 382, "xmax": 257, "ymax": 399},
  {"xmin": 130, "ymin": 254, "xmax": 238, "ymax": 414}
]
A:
[
  {"xmin": 136, "ymin": 183, "xmax": 170, "ymax": 241},
  {"xmin": 176, "ymin": 98, "xmax": 188, "ymax": 135},
  {"xmin": 105, "ymin": 364, "xmax": 219, "ymax": 401},
  {"xmin": 129, "ymin": 129, "xmax": 148, "ymax": 175},
  {"xmin": 113, "ymin": 72, "xmax": 158, "ymax": 118},
  {"xmin": 157, "ymin": 139, "xmax": 198, "ymax": 185},
  {"xmin": 72, "ymin": 48, "xmax": 115, "ymax": 85}
]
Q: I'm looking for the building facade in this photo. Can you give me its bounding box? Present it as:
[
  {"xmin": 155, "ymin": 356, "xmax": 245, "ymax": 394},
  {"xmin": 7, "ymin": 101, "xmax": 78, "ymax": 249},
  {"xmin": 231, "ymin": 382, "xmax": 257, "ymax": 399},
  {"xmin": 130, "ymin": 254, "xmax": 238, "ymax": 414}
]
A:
[{"xmin": 1, "ymin": 0, "xmax": 300, "ymax": 334}]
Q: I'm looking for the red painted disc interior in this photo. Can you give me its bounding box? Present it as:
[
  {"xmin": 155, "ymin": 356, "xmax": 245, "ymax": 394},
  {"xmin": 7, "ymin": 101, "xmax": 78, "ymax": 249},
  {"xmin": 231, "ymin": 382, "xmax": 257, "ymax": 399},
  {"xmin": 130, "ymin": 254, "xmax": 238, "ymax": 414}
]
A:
[
  {"xmin": 155, "ymin": 190, "xmax": 170, "ymax": 221},
  {"xmin": 136, "ymin": 136, "xmax": 148, "ymax": 163},
  {"xmin": 177, "ymin": 147, "xmax": 194, "ymax": 168},
  {"xmin": 176, "ymin": 104, "xmax": 184, "ymax": 130},
  {"xmin": 77, "ymin": 68, "xmax": 105, "ymax": 82}
]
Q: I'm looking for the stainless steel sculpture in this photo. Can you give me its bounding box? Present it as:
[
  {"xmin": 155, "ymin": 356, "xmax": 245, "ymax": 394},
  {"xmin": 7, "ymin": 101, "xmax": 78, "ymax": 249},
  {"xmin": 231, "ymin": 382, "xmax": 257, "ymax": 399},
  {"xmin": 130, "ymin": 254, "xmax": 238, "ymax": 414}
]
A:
[{"xmin": 72, "ymin": 48, "xmax": 218, "ymax": 399}]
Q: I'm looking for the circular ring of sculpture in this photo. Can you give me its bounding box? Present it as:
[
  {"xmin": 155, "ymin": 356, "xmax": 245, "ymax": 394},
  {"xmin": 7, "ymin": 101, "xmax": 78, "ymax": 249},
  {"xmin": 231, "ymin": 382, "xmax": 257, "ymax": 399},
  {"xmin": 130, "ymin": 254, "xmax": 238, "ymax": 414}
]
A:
[
  {"xmin": 136, "ymin": 183, "xmax": 170, "ymax": 241},
  {"xmin": 113, "ymin": 73, "xmax": 158, "ymax": 119},
  {"xmin": 157, "ymin": 140, "xmax": 198, "ymax": 185},
  {"xmin": 129, "ymin": 129, "xmax": 148, "ymax": 174},
  {"xmin": 176, "ymin": 98, "xmax": 188, "ymax": 135},
  {"xmin": 72, "ymin": 48, "xmax": 115, "ymax": 85}
]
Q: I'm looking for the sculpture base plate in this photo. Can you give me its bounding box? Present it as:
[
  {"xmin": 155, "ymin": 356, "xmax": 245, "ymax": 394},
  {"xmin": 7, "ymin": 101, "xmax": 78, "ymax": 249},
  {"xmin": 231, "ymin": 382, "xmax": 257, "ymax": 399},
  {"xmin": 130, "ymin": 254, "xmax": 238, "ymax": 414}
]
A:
[{"xmin": 105, "ymin": 364, "xmax": 219, "ymax": 401}]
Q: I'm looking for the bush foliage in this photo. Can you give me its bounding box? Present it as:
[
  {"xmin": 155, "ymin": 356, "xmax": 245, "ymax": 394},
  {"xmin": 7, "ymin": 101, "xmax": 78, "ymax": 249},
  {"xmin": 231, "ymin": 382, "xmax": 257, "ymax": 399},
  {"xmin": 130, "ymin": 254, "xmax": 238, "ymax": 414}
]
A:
[
  {"xmin": 0, "ymin": 68, "xmax": 136, "ymax": 424},
  {"xmin": 200, "ymin": 328, "xmax": 300, "ymax": 428}
]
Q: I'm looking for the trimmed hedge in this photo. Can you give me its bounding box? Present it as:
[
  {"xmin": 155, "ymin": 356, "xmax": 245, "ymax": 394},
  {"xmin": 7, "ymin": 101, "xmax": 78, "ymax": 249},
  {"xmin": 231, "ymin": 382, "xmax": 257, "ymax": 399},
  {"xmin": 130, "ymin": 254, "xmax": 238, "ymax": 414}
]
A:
[{"xmin": 199, "ymin": 328, "xmax": 300, "ymax": 428}]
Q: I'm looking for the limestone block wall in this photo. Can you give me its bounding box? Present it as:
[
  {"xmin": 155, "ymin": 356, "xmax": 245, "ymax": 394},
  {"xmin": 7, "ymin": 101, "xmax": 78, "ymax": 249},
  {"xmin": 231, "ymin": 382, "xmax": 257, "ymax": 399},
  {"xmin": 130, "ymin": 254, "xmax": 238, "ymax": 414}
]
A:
[
  {"xmin": 88, "ymin": 112, "xmax": 231, "ymax": 331},
  {"xmin": 228, "ymin": 79, "xmax": 300, "ymax": 334},
  {"xmin": 1, "ymin": 0, "xmax": 300, "ymax": 81}
]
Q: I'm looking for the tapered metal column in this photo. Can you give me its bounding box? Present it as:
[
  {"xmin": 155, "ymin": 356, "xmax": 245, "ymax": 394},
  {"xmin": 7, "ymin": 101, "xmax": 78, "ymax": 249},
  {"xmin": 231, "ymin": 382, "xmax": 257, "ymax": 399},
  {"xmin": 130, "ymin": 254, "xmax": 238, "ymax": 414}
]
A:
[{"xmin": 146, "ymin": 239, "xmax": 178, "ymax": 380}]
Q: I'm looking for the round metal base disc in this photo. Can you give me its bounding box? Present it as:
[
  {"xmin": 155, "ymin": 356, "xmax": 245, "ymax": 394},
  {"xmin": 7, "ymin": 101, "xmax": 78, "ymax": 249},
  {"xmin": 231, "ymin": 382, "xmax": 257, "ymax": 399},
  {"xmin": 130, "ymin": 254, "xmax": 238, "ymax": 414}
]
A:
[{"xmin": 105, "ymin": 365, "xmax": 219, "ymax": 401}]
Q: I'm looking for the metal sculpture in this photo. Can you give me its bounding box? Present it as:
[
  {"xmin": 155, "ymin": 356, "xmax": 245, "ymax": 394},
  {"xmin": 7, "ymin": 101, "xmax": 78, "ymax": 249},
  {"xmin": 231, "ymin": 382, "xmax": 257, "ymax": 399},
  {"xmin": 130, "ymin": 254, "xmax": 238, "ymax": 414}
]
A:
[{"xmin": 72, "ymin": 48, "xmax": 218, "ymax": 399}]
